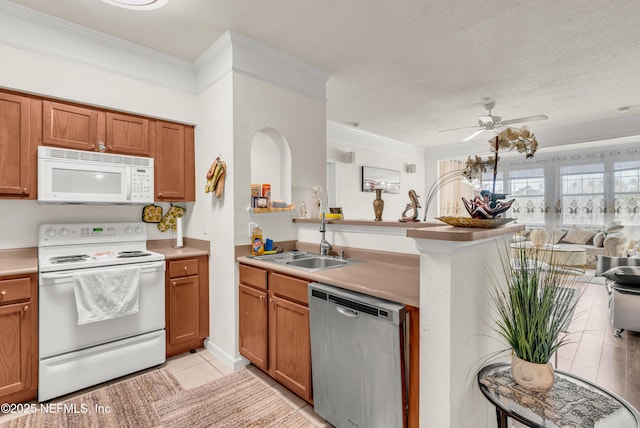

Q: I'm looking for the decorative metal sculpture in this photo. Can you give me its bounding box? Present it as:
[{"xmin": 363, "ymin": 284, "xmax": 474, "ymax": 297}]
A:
[
  {"xmin": 400, "ymin": 190, "xmax": 421, "ymax": 222},
  {"xmin": 462, "ymin": 190, "xmax": 515, "ymax": 219}
]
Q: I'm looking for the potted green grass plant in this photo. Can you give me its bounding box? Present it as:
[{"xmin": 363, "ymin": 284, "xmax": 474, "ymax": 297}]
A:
[{"xmin": 489, "ymin": 243, "xmax": 581, "ymax": 393}]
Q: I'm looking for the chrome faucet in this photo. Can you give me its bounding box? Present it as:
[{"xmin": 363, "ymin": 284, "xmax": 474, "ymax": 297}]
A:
[{"xmin": 319, "ymin": 213, "xmax": 333, "ymax": 255}]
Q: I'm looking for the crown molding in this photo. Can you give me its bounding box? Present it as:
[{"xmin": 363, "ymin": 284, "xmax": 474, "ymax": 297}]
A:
[
  {"xmin": 193, "ymin": 31, "xmax": 234, "ymax": 92},
  {"xmin": 0, "ymin": 1, "xmax": 330, "ymax": 101},
  {"xmin": 195, "ymin": 30, "xmax": 330, "ymax": 100},
  {"xmin": 0, "ymin": 0, "xmax": 196, "ymax": 92},
  {"xmin": 327, "ymin": 120, "xmax": 425, "ymax": 157}
]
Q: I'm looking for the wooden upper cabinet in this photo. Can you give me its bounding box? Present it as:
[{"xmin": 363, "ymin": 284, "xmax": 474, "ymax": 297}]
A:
[
  {"xmin": 105, "ymin": 112, "xmax": 150, "ymax": 156},
  {"xmin": 0, "ymin": 92, "xmax": 32, "ymax": 198},
  {"xmin": 153, "ymin": 120, "xmax": 195, "ymax": 202},
  {"xmin": 42, "ymin": 101, "xmax": 101, "ymax": 151}
]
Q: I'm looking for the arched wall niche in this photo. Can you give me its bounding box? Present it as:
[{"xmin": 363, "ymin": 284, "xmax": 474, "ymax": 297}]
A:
[{"xmin": 250, "ymin": 128, "xmax": 292, "ymax": 205}]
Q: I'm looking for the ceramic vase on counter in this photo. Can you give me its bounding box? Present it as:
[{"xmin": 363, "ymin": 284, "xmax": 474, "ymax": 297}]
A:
[{"xmin": 373, "ymin": 188, "xmax": 384, "ymax": 221}]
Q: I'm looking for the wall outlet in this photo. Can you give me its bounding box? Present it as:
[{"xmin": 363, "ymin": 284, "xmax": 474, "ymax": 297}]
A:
[{"xmin": 248, "ymin": 222, "xmax": 258, "ymax": 238}]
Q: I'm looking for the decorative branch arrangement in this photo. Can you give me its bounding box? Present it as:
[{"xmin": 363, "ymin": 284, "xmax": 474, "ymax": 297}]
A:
[
  {"xmin": 461, "ymin": 126, "xmax": 539, "ymax": 219},
  {"xmin": 423, "ymin": 126, "xmax": 539, "ymax": 221},
  {"xmin": 463, "ymin": 126, "xmax": 539, "ymax": 193}
]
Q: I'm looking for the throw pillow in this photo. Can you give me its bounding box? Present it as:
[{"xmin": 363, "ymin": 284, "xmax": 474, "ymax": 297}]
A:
[
  {"xmin": 602, "ymin": 266, "xmax": 640, "ymax": 286},
  {"xmin": 547, "ymin": 228, "xmax": 567, "ymax": 244},
  {"xmin": 605, "ymin": 220, "xmax": 624, "ymax": 233},
  {"xmin": 561, "ymin": 228, "xmax": 597, "ymax": 245},
  {"xmin": 593, "ymin": 231, "xmax": 606, "ymax": 247},
  {"xmin": 596, "ymin": 255, "xmax": 640, "ymax": 276},
  {"xmin": 530, "ymin": 229, "xmax": 547, "ymax": 248}
]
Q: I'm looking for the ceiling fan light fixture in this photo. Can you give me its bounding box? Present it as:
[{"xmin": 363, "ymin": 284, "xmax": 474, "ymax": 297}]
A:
[{"xmin": 99, "ymin": 0, "xmax": 169, "ymax": 10}]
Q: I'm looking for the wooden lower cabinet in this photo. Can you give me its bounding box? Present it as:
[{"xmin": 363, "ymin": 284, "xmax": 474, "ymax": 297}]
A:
[
  {"xmin": 238, "ymin": 284, "xmax": 268, "ymax": 371},
  {"xmin": 165, "ymin": 256, "xmax": 209, "ymax": 358},
  {"xmin": 238, "ymin": 263, "xmax": 419, "ymax": 421},
  {"xmin": 238, "ymin": 264, "xmax": 313, "ymax": 403},
  {"xmin": 0, "ymin": 274, "xmax": 38, "ymax": 404},
  {"xmin": 269, "ymin": 295, "xmax": 312, "ymax": 401}
]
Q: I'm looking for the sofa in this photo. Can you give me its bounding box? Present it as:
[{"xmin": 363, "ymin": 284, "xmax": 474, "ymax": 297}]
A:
[
  {"xmin": 596, "ymin": 255, "xmax": 640, "ymax": 337},
  {"xmin": 515, "ymin": 221, "xmax": 630, "ymax": 268}
]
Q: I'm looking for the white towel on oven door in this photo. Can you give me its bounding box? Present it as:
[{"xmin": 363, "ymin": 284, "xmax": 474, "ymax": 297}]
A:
[{"xmin": 72, "ymin": 267, "xmax": 141, "ymax": 325}]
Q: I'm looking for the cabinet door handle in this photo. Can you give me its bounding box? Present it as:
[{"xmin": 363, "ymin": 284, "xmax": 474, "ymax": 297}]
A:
[
  {"xmin": 22, "ymin": 188, "xmax": 28, "ymax": 195},
  {"xmin": 23, "ymin": 305, "xmax": 29, "ymax": 312},
  {"xmin": 171, "ymin": 281, "xmax": 177, "ymax": 286},
  {"xmin": 158, "ymin": 193, "xmax": 163, "ymax": 197},
  {"xmin": 108, "ymin": 145, "xmax": 113, "ymax": 151},
  {"xmin": 90, "ymin": 144, "xmax": 96, "ymax": 150},
  {"xmin": 183, "ymin": 266, "xmax": 188, "ymax": 273},
  {"xmin": 0, "ymin": 290, "xmax": 6, "ymax": 297},
  {"xmin": 259, "ymin": 295, "xmax": 265, "ymax": 301}
]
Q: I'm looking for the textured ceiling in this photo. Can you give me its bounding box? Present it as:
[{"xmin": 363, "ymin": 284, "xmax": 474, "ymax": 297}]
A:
[{"xmin": 6, "ymin": 0, "xmax": 640, "ymax": 147}]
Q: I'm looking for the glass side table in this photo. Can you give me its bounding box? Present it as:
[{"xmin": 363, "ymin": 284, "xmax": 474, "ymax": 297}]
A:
[{"xmin": 478, "ymin": 363, "xmax": 640, "ymax": 428}]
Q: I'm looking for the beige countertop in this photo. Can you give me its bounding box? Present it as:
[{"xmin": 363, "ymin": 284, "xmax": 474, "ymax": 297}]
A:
[
  {"xmin": 237, "ymin": 255, "xmax": 420, "ymax": 308},
  {"xmin": 0, "ymin": 248, "xmax": 38, "ymax": 276},
  {"xmin": 406, "ymin": 223, "xmax": 524, "ymax": 241},
  {"xmin": 293, "ymin": 218, "xmax": 442, "ymax": 228},
  {"xmin": 147, "ymin": 238, "xmax": 209, "ymax": 259}
]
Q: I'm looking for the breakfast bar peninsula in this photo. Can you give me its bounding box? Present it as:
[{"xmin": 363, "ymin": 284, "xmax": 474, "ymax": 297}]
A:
[{"xmin": 407, "ymin": 223, "xmax": 525, "ymax": 428}]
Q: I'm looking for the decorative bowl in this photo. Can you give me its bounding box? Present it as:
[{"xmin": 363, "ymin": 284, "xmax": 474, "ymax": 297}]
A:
[{"xmin": 436, "ymin": 216, "xmax": 515, "ymax": 228}]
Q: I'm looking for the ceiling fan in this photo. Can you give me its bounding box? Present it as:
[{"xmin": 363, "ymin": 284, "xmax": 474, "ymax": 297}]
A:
[{"xmin": 439, "ymin": 98, "xmax": 548, "ymax": 142}]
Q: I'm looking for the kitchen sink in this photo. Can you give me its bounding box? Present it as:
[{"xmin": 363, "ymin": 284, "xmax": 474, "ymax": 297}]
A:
[
  {"xmin": 249, "ymin": 251, "xmax": 360, "ymax": 272},
  {"xmin": 286, "ymin": 257, "xmax": 348, "ymax": 269}
]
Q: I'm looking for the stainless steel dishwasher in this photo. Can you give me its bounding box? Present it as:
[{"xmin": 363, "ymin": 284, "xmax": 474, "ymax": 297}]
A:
[{"xmin": 308, "ymin": 282, "xmax": 406, "ymax": 428}]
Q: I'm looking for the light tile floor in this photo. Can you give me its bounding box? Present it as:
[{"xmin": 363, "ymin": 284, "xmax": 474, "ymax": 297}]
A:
[{"xmin": 0, "ymin": 349, "xmax": 331, "ymax": 427}]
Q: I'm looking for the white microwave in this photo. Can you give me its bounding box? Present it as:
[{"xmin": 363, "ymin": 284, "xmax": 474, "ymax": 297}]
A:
[{"xmin": 37, "ymin": 146, "xmax": 154, "ymax": 204}]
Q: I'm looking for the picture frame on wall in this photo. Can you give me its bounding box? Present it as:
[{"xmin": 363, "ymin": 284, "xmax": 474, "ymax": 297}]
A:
[{"xmin": 361, "ymin": 166, "xmax": 401, "ymax": 194}]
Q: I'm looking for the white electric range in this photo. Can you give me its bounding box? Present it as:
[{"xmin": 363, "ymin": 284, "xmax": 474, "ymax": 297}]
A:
[{"xmin": 37, "ymin": 222, "xmax": 166, "ymax": 402}]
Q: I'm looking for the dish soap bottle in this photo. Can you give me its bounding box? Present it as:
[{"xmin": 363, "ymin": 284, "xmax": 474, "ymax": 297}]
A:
[{"xmin": 251, "ymin": 225, "xmax": 264, "ymax": 256}]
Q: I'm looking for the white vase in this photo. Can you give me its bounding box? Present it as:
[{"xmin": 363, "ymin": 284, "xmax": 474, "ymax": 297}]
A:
[{"xmin": 511, "ymin": 354, "xmax": 555, "ymax": 393}]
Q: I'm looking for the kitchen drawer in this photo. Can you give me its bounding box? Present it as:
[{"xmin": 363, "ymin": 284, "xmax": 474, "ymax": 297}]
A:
[
  {"xmin": 239, "ymin": 264, "xmax": 267, "ymax": 290},
  {"xmin": 0, "ymin": 277, "xmax": 31, "ymax": 305},
  {"xmin": 169, "ymin": 259, "xmax": 199, "ymax": 278},
  {"xmin": 269, "ymin": 272, "xmax": 309, "ymax": 305}
]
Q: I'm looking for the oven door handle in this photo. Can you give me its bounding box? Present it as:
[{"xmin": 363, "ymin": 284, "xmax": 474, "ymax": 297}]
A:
[{"xmin": 40, "ymin": 261, "xmax": 165, "ymax": 281}]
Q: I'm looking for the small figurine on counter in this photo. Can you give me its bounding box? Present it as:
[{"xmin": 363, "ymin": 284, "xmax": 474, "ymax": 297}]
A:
[
  {"xmin": 299, "ymin": 201, "xmax": 308, "ymax": 218},
  {"xmin": 399, "ymin": 190, "xmax": 421, "ymax": 222},
  {"xmin": 308, "ymin": 186, "xmax": 322, "ymax": 219}
]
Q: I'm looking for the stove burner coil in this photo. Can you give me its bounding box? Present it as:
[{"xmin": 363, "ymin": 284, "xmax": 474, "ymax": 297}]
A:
[
  {"xmin": 117, "ymin": 251, "xmax": 150, "ymax": 258},
  {"xmin": 50, "ymin": 255, "xmax": 90, "ymax": 264}
]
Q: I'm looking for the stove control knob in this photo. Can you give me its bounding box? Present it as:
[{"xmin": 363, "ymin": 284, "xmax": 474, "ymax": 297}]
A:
[
  {"xmin": 134, "ymin": 225, "xmax": 143, "ymax": 234},
  {"xmin": 59, "ymin": 228, "xmax": 69, "ymax": 237},
  {"xmin": 46, "ymin": 228, "xmax": 57, "ymax": 237},
  {"xmin": 125, "ymin": 226, "xmax": 133, "ymax": 234}
]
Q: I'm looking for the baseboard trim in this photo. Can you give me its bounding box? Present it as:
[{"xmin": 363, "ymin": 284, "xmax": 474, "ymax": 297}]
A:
[{"xmin": 204, "ymin": 339, "xmax": 249, "ymax": 371}]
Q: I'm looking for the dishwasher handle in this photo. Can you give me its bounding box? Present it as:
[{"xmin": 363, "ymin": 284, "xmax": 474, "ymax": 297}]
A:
[{"xmin": 336, "ymin": 306, "xmax": 359, "ymax": 318}]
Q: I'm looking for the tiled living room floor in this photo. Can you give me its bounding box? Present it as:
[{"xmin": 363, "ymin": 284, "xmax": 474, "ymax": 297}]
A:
[{"xmin": 556, "ymin": 270, "xmax": 640, "ymax": 410}]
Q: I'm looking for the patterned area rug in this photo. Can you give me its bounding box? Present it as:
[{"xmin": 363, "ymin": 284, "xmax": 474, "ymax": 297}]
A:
[
  {"xmin": 155, "ymin": 369, "xmax": 313, "ymax": 428},
  {"xmin": 1, "ymin": 368, "xmax": 313, "ymax": 428}
]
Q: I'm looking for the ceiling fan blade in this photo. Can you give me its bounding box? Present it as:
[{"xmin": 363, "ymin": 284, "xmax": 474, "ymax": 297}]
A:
[
  {"xmin": 500, "ymin": 115, "xmax": 549, "ymax": 125},
  {"xmin": 462, "ymin": 129, "xmax": 486, "ymax": 142},
  {"xmin": 438, "ymin": 125, "xmax": 480, "ymax": 133}
]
